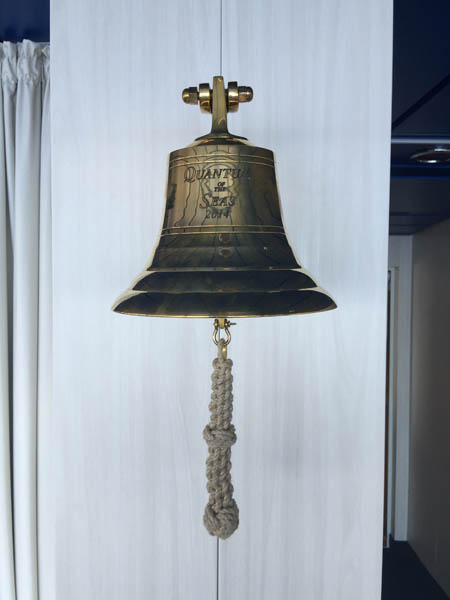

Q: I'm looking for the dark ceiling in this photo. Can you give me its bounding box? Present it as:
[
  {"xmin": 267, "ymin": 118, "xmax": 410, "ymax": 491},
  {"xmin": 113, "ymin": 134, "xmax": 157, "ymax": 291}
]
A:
[
  {"xmin": 391, "ymin": 0, "xmax": 450, "ymax": 235},
  {"xmin": 0, "ymin": 0, "xmax": 49, "ymax": 42},
  {"xmin": 1, "ymin": 0, "xmax": 449, "ymax": 236}
]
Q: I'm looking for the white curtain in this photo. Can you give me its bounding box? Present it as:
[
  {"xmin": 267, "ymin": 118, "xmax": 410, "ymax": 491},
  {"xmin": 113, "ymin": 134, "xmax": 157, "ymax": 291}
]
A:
[{"xmin": 0, "ymin": 40, "xmax": 51, "ymax": 600}]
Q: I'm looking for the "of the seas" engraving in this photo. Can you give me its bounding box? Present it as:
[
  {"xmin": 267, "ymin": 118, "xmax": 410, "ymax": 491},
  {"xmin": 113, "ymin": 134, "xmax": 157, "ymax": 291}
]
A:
[
  {"xmin": 180, "ymin": 164, "xmax": 250, "ymax": 219},
  {"xmin": 200, "ymin": 180, "xmax": 236, "ymax": 218}
]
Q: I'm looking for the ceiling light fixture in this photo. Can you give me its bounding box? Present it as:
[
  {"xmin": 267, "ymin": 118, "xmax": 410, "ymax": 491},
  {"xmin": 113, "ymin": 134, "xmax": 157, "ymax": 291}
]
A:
[{"xmin": 410, "ymin": 147, "xmax": 450, "ymax": 164}]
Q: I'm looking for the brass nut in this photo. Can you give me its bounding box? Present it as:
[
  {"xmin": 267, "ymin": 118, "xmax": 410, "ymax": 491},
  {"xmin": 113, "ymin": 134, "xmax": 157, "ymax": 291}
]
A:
[
  {"xmin": 198, "ymin": 83, "xmax": 212, "ymax": 113},
  {"xmin": 227, "ymin": 82, "xmax": 239, "ymax": 113}
]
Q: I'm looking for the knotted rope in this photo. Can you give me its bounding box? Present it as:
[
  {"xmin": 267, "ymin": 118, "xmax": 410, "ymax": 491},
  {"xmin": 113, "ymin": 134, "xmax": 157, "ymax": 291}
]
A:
[{"xmin": 203, "ymin": 339, "xmax": 239, "ymax": 539}]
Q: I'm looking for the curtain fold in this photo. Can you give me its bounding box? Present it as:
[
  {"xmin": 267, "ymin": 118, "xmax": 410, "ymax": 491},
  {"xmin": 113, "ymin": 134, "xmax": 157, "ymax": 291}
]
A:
[{"xmin": 0, "ymin": 40, "xmax": 51, "ymax": 600}]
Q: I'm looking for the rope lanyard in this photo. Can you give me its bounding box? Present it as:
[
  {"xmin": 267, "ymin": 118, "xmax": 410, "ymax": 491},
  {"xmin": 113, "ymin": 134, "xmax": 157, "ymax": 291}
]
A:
[{"xmin": 203, "ymin": 321, "xmax": 239, "ymax": 539}]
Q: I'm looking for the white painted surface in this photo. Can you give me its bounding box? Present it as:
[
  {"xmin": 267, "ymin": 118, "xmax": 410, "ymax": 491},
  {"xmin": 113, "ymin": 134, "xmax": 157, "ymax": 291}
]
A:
[
  {"xmin": 387, "ymin": 236, "xmax": 413, "ymax": 541},
  {"xmin": 409, "ymin": 219, "xmax": 450, "ymax": 595},
  {"xmin": 50, "ymin": 0, "xmax": 393, "ymax": 599},
  {"xmin": 220, "ymin": 2, "xmax": 392, "ymax": 598},
  {"xmin": 50, "ymin": 2, "xmax": 220, "ymax": 599},
  {"xmin": 386, "ymin": 267, "xmax": 396, "ymax": 544}
]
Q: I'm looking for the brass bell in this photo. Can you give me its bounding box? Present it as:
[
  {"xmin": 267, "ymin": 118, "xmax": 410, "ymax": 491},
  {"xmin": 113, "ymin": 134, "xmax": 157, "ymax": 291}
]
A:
[{"xmin": 113, "ymin": 76, "xmax": 336, "ymax": 318}]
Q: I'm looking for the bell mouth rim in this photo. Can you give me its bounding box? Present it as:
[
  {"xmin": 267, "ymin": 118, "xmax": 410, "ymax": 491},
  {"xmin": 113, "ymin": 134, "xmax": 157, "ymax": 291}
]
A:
[
  {"xmin": 111, "ymin": 305, "xmax": 337, "ymax": 319},
  {"xmin": 111, "ymin": 287, "xmax": 337, "ymax": 319}
]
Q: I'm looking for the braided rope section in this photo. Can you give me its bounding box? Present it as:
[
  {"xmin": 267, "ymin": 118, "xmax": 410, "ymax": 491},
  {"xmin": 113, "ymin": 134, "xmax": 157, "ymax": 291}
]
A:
[{"xmin": 203, "ymin": 339, "xmax": 239, "ymax": 539}]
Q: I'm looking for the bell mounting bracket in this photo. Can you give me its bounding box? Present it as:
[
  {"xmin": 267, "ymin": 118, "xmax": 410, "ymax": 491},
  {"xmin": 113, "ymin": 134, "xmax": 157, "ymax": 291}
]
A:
[{"xmin": 182, "ymin": 76, "xmax": 253, "ymax": 135}]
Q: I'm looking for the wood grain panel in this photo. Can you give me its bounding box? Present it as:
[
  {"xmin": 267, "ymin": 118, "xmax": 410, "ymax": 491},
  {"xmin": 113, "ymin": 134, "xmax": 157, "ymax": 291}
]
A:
[
  {"xmin": 51, "ymin": 0, "xmax": 392, "ymax": 598},
  {"xmin": 219, "ymin": 1, "xmax": 393, "ymax": 599},
  {"xmin": 51, "ymin": 1, "xmax": 222, "ymax": 598}
]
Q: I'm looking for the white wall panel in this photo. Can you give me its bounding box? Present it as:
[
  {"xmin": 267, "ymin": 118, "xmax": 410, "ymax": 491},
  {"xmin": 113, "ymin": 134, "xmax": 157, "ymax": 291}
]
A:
[
  {"xmin": 51, "ymin": 1, "xmax": 220, "ymax": 599},
  {"xmin": 388, "ymin": 236, "xmax": 412, "ymax": 540},
  {"xmin": 51, "ymin": 1, "xmax": 392, "ymax": 599},
  {"xmin": 220, "ymin": 2, "xmax": 392, "ymax": 599}
]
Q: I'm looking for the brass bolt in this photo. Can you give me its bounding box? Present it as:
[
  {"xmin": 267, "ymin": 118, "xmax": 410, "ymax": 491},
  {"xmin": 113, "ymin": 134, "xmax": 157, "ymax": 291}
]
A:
[
  {"xmin": 238, "ymin": 86, "xmax": 253, "ymax": 103},
  {"xmin": 182, "ymin": 86, "xmax": 199, "ymax": 105},
  {"xmin": 182, "ymin": 80, "xmax": 253, "ymax": 113}
]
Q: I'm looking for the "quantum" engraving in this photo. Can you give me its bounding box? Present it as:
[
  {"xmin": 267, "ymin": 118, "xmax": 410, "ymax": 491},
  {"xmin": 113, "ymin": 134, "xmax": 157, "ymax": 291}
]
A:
[{"xmin": 184, "ymin": 166, "xmax": 249, "ymax": 183}]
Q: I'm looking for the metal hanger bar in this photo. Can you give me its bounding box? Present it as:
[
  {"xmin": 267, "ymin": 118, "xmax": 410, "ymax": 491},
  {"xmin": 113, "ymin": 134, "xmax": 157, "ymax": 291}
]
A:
[{"xmin": 392, "ymin": 136, "xmax": 450, "ymax": 145}]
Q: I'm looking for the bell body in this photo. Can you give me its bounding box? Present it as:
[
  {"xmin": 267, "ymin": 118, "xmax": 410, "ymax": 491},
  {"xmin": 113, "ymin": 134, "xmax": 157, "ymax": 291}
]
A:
[
  {"xmin": 113, "ymin": 76, "xmax": 336, "ymax": 318},
  {"xmin": 157, "ymin": 141, "xmax": 296, "ymax": 270}
]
